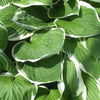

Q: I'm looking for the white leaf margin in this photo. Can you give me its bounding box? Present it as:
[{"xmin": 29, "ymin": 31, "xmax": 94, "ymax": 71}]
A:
[
  {"xmin": 48, "ymin": 0, "xmax": 80, "ymax": 19},
  {"xmin": 12, "ymin": 28, "xmax": 66, "ymax": 63}
]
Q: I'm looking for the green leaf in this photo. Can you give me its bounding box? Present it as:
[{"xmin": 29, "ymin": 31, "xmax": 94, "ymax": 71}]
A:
[
  {"xmin": 61, "ymin": 56, "xmax": 86, "ymax": 100},
  {"xmin": 0, "ymin": 0, "xmax": 17, "ymax": 6},
  {"xmin": 48, "ymin": 0, "xmax": 79, "ymax": 18},
  {"xmin": 0, "ymin": 74, "xmax": 37, "ymax": 100},
  {"xmin": 17, "ymin": 55, "xmax": 61, "ymax": 83},
  {"xmin": 63, "ymin": 38, "xmax": 100, "ymax": 79},
  {"xmin": 0, "ymin": 51, "xmax": 17, "ymax": 75},
  {"xmin": 83, "ymin": 0, "xmax": 100, "ymax": 18},
  {"xmin": 86, "ymin": 34, "xmax": 100, "ymax": 60},
  {"xmin": 12, "ymin": 29, "xmax": 65, "ymax": 62},
  {"xmin": 82, "ymin": 71, "xmax": 100, "ymax": 100},
  {"xmin": 13, "ymin": 0, "xmax": 52, "ymax": 7},
  {"xmin": 56, "ymin": 1, "xmax": 100, "ymax": 37},
  {"xmin": 0, "ymin": 4, "xmax": 33, "ymax": 41},
  {"xmin": 87, "ymin": 0, "xmax": 100, "ymax": 3},
  {"xmin": 35, "ymin": 86, "xmax": 60, "ymax": 100},
  {"xmin": 12, "ymin": 6, "xmax": 55, "ymax": 31},
  {"xmin": 0, "ymin": 22, "xmax": 8, "ymax": 50}
]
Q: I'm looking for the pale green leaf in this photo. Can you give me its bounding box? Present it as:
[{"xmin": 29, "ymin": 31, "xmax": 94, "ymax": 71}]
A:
[
  {"xmin": 17, "ymin": 55, "xmax": 61, "ymax": 83},
  {"xmin": 88, "ymin": 0, "xmax": 100, "ymax": 3},
  {"xmin": 0, "ymin": 74, "xmax": 37, "ymax": 100},
  {"xmin": 13, "ymin": 0, "xmax": 52, "ymax": 7},
  {"xmin": 0, "ymin": 4, "xmax": 33, "ymax": 41},
  {"xmin": 35, "ymin": 86, "xmax": 60, "ymax": 100},
  {"xmin": 12, "ymin": 6, "xmax": 55, "ymax": 31},
  {"xmin": 48, "ymin": 0, "xmax": 79, "ymax": 18},
  {"xmin": 56, "ymin": 1, "xmax": 100, "ymax": 37},
  {"xmin": 0, "ymin": 51, "xmax": 17, "ymax": 75},
  {"xmin": 0, "ymin": 22, "xmax": 8, "ymax": 50},
  {"xmin": 12, "ymin": 29, "xmax": 65, "ymax": 62},
  {"xmin": 60, "ymin": 56, "xmax": 86, "ymax": 100},
  {"xmin": 82, "ymin": 71, "xmax": 100, "ymax": 100}
]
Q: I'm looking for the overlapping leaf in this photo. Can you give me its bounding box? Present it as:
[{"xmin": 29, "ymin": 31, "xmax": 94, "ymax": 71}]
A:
[
  {"xmin": 0, "ymin": 74, "xmax": 37, "ymax": 100},
  {"xmin": 56, "ymin": 1, "xmax": 100, "ymax": 37},
  {"xmin": 48, "ymin": 0, "xmax": 79, "ymax": 18},
  {"xmin": 35, "ymin": 86, "xmax": 60, "ymax": 100},
  {"xmin": 0, "ymin": 22, "xmax": 8, "ymax": 50},
  {"xmin": 17, "ymin": 55, "xmax": 61, "ymax": 83},
  {"xmin": 12, "ymin": 6, "xmax": 55, "ymax": 31},
  {"xmin": 0, "ymin": 4, "xmax": 33, "ymax": 41},
  {"xmin": 63, "ymin": 38, "xmax": 100, "ymax": 79},
  {"xmin": 82, "ymin": 71, "xmax": 100, "ymax": 100},
  {"xmin": 86, "ymin": 34, "xmax": 100, "ymax": 60},
  {"xmin": 0, "ymin": 51, "xmax": 17, "ymax": 75},
  {"xmin": 12, "ymin": 29, "xmax": 65, "ymax": 62},
  {"xmin": 60, "ymin": 57, "xmax": 86, "ymax": 100}
]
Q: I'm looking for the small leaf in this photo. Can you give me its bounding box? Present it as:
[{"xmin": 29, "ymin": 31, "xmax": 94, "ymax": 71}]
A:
[
  {"xmin": 12, "ymin": 29, "xmax": 65, "ymax": 62},
  {"xmin": 35, "ymin": 86, "xmax": 60, "ymax": 100},
  {"xmin": 0, "ymin": 74, "xmax": 37, "ymax": 100},
  {"xmin": 17, "ymin": 55, "xmax": 61, "ymax": 83},
  {"xmin": 56, "ymin": 1, "xmax": 100, "ymax": 37},
  {"xmin": 48, "ymin": 0, "xmax": 79, "ymax": 18},
  {"xmin": 12, "ymin": 6, "xmax": 55, "ymax": 31}
]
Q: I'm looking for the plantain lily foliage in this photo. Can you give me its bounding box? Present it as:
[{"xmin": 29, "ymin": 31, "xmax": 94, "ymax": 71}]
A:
[{"xmin": 0, "ymin": 0, "xmax": 100, "ymax": 100}]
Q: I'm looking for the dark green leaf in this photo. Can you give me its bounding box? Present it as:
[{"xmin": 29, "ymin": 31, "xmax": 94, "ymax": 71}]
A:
[
  {"xmin": 17, "ymin": 55, "xmax": 61, "ymax": 83},
  {"xmin": 48, "ymin": 0, "xmax": 79, "ymax": 18}
]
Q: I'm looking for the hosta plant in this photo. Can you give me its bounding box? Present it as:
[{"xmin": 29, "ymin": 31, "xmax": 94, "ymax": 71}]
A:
[{"xmin": 0, "ymin": 0, "xmax": 100, "ymax": 100}]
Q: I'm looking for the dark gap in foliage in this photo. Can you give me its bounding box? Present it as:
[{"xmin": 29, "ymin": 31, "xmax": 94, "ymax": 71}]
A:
[
  {"xmin": 4, "ymin": 41, "xmax": 18, "ymax": 63},
  {"xmin": 41, "ymin": 81, "xmax": 57, "ymax": 89}
]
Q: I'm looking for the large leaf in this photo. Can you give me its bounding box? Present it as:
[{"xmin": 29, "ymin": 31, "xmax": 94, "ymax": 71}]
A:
[
  {"xmin": 13, "ymin": 0, "xmax": 52, "ymax": 7},
  {"xmin": 35, "ymin": 86, "xmax": 60, "ymax": 100},
  {"xmin": 0, "ymin": 4, "xmax": 33, "ymax": 41},
  {"xmin": 12, "ymin": 29, "xmax": 65, "ymax": 62},
  {"xmin": 12, "ymin": 6, "xmax": 55, "ymax": 31},
  {"xmin": 0, "ymin": 51, "xmax": 17, "ymax": 75},
  {"xmin": 48, "ymin": 0, "xmax": 79, "ymax": 18},
  {"xmin": 63, "ymin": 38, "xmax": 100, "ymax": 79},
  {"xmin": 0, "ymin": 22, "xmax": 8, "ymax": 50},
  {"xmin": 0, "ymin": 74, "xmax": 37, "ymax": 100},
  {"xmin": 56, "ymin": 1, "xmax": 100, "ymax": 37},
  {"xmin": 86, "ymin": 34, "xmax": 100, "ymax": 60},
  {"xmin": 60, "ymin": 56, "xmax": 86, "ymax": 100},
  {"xmin": 82, "ymin": 71, "xmax": 100, "ymax": 100},
  {"xmin": 17, "ymin": 55, "xmax": 61, "ymax": 83}
]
